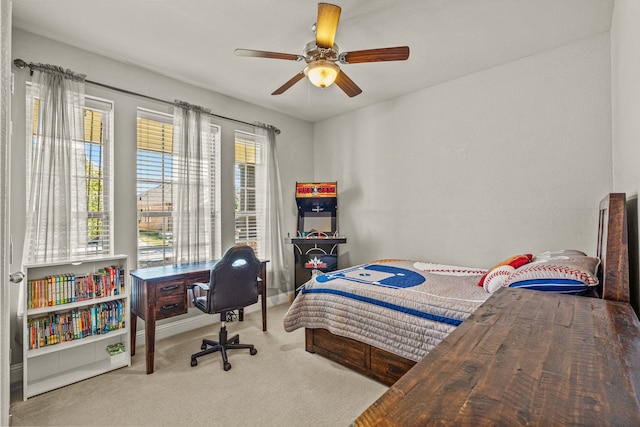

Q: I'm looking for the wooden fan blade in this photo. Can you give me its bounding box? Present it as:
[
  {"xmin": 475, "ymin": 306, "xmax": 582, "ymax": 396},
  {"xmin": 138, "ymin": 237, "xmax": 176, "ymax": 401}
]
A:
[
  {"xmin": 235, "ymin": 49, "xmax": 303, "ymax": 62},
  {"xmin": 340, "ymin": 46, "xmax": 410, "ymax": 64},
  {"xmin": 334, "ymin": 70, "xmax": 362, "ymax": 97},
  {"xmin": 271, "ymin": 72, "xmax": 306, "ymax": 95},
  {"xmin": 316, "ymin": 3, "xmax": 341, "ymax": 49}
]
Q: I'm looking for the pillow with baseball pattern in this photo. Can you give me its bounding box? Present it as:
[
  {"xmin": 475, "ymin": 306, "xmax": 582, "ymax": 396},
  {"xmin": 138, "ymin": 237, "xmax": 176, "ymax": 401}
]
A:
[
  {"xmin": 478, "ymin": 254, "xmax": 533, "ymax": 289},
  {"xmin": 483, "ymin": 265, "xmax": 517, "ymax": 293},
  {"xmin": 504, "ymin": 255, "xmax": 600, "ymax": 294}
]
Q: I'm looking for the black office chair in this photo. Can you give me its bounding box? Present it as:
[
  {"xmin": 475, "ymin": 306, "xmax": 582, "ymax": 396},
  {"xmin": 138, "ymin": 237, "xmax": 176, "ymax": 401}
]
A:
[{"xmin": 189, "ymin": 245, "xmax": 261, "ymax": 371}]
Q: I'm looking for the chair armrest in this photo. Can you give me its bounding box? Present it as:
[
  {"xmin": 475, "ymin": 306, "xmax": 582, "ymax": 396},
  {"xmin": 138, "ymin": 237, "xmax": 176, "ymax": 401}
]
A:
[{"xmin": 191, "ymin": 282, "xmax": 210, "ymax": 291}]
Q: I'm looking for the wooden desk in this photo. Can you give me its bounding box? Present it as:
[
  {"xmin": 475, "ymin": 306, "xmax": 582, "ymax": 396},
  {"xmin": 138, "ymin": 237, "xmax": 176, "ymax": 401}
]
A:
[
  {"xmin": 130, "ymin": 260, "xmax": 268, "ymax": 374},
  {"xmin": 355, "ymin": 287, "xmax": 640, "ymax": 426}
]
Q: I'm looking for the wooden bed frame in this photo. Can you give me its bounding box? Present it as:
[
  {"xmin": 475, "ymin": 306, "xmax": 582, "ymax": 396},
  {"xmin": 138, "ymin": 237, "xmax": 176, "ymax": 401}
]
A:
[{"xmin": 304, "ymin": 193, "xmax": 631, "ymax": 386}]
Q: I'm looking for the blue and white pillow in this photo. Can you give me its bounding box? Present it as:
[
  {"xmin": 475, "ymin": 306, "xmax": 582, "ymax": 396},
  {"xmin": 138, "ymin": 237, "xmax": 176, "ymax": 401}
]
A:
[{"xmin": 504, "ymin": 251, "xmax": 600, "ymax": 295}]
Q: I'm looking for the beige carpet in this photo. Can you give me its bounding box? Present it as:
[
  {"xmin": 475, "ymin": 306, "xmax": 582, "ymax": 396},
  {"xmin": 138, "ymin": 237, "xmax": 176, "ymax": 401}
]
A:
[{"xmin": 9, "ymin": 303, "xmax": 387, "ymax": 426}]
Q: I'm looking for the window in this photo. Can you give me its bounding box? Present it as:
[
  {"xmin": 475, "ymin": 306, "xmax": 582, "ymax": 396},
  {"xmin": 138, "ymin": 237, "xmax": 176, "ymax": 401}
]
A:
[
  {"xmin": 84, "ymin": 98, "xmax": 114, "ymax": 256},
  {"xmin": 136, "ymin": 108, "xmax": 220, "ymax": 268},
  {"xmin": 27, "ymin": 94, "xmax": 114, "ymax": 258},
  {"xmin": 234, "ymin": 130, "xmax": 264, "ymax": 257},
  {"xmin": 136, "ymin": 109, "xmax": 174, "ymax": 267}
]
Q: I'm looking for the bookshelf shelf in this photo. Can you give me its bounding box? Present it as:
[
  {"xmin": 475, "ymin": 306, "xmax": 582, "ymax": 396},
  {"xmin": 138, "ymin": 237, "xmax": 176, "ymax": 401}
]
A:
[
  {"xmin": 22, "ymin": 255, "xmax": 130, "ymax": 400},
  {"xmin": 26, "ymin": 293, "xmax": 126, "ymax": 316},
  {"xmin": 25, "ymin": 328, "xmax": 128, "ymax": 358}
]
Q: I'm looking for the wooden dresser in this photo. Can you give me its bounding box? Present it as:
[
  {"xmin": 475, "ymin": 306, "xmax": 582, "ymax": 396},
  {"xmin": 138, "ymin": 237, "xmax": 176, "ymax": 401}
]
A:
[{"xmin": 355, "ymin": 287, "xmax": 640, "ymax": 426}]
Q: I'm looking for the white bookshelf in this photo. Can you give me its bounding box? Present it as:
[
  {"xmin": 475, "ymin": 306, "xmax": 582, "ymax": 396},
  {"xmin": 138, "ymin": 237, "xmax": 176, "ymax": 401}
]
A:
[{"xmin": 22, "ymin": 255, "xmax": 130, "ymax": 400}]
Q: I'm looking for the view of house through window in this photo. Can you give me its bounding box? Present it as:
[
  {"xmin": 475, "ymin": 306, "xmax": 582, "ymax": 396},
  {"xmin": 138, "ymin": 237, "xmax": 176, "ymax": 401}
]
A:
[{"xmin": 234, "ymin": 130, "xmax": 263, "ymax": 257}]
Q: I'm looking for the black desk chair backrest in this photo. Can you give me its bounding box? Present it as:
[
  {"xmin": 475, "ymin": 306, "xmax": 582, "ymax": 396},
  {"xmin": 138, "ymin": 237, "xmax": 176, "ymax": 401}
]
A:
[
  {"xmin": 190, "ymin": 244, "xmax": 261, "ymax": 371},
  {"xmin": 207, "ymin": 244, "xmax": 261, "ymax": 313}
]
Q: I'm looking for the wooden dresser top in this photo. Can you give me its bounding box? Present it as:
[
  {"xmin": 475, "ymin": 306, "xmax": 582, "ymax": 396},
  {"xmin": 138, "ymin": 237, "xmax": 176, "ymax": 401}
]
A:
[{"xmin": 355, "ymin": 287, "xmax": 640, "ymax": 426}]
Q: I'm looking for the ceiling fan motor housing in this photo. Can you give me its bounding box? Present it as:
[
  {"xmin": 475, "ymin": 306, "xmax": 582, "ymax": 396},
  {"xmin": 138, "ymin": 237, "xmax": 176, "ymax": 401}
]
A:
[{"xmin": 304, "ymin": 41, "xmax": 339, "ymax": 63}]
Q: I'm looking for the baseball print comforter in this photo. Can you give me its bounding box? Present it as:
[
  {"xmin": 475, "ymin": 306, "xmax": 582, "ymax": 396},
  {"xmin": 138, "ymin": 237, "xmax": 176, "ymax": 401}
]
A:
[{"xmin": 283, "ymin": 259, "xmax": 491, "ymax": 362}]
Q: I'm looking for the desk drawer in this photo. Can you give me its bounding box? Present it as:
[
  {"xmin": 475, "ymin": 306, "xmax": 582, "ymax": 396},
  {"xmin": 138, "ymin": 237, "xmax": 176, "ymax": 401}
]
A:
[
  {"xmin": 154, "ymin": 279, "xmax": 186, "ymax": 298},
  {"xmin": 155, "ymin": 294, "xmax": 187, "ymax": 319},
  {"xmin": 153, "ymin": 279, "xmax": 187, "ymax": 320}
]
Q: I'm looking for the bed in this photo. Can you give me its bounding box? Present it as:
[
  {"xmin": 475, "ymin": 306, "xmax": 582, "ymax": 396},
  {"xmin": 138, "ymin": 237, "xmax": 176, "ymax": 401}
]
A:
[{"xmin": 283, "ymin": 193, "xmax": 630, "ymax": 386}]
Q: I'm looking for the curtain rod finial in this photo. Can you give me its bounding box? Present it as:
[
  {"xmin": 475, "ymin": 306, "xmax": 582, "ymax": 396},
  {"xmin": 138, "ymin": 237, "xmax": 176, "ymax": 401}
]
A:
[{"xmin": 13, "ymin": 59, "xmax": 28, "ymax": 69}]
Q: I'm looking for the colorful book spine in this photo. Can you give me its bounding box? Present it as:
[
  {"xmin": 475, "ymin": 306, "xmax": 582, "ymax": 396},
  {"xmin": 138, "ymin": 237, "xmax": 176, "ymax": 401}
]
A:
[
  {"xmin": 70, "ymin": 274, "xmax": 76, "ymax": 303},
  {"xmin": 55, "ymin": 275, "xmax": 60, "ymax": 306},
  {"xmin": 90, "ymin": 305, "xmax": 97, "ymax": 335},
  {"xmin": 47, "ymin": 276, "xmax": 53, "ymax": 306},
  {"xmin": 117, "ymin": 300, "xmax": 124, "ymax": 329}
]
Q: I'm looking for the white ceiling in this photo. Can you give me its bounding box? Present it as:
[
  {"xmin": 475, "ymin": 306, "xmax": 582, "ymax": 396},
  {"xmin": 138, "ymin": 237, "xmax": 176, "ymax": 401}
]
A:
[{"xmin": 12, "ymin": 0, "xmax": 613, "ymax": 123}]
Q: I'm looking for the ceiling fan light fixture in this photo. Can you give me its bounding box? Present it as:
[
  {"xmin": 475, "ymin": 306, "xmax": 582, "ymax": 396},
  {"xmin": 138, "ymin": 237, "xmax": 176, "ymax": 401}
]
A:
[{"xmin": 304, "ymin": 60, "xmax": 339, "ymax": 88}]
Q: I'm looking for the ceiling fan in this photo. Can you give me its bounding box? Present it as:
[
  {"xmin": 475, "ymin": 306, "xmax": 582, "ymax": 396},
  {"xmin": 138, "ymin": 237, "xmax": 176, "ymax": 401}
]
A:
[{"xmin": 234, "ymin": 2, "xmax": 410, "ymax": 97}]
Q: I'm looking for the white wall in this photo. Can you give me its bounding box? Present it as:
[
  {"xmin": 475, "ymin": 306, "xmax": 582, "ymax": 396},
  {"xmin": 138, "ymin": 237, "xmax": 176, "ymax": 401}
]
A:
[
  {"xmin": 611, "ymin": 0, "xmax": 640, "ymax": 313},
  {"xmin": 314, "ymin": 33, "xmax": 612, "ymax": 268},
  {"xmin": 9, "ymin": 29, "xmax": 313, "ymax": 364}
]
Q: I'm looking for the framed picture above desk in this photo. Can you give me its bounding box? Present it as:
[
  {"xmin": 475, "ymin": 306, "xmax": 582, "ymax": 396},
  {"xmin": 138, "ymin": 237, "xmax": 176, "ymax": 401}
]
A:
[{"xmin": 130, "ymin": 259, "xmax": 268, "ymax": 374}]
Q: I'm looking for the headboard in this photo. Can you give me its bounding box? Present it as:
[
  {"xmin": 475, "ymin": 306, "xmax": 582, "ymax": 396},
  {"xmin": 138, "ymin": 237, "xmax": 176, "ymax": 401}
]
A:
[{"xmin": 597, "ymin": 193, "xmax": 630, "ymax": 302}]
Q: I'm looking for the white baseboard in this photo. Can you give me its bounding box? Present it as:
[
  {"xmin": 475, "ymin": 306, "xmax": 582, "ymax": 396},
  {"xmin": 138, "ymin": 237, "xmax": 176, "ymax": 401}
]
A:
[{"xmin": 10, "ymin": 292, "xmax": 289, "ymax": 391}]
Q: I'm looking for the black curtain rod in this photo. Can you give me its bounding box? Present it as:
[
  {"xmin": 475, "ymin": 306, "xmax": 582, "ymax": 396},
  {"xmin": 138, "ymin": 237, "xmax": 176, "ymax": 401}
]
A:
[{"xmin": 12, "ymin": 58, "xmax": 280, "ymax": 135}]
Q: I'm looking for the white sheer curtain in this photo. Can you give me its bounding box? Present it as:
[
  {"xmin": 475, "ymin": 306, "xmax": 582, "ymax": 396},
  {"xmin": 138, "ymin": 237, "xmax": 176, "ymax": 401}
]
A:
[
  {"xmin": 24, "ymin": 64, "xmax": 87, "ymax": 264},
  {"xmin": 255, "ymin": 124, "xmax": 291, "ymax": 293},
  {"xmin": 172, "ymin": 101, "xmax": 219, "ymax": 263}
]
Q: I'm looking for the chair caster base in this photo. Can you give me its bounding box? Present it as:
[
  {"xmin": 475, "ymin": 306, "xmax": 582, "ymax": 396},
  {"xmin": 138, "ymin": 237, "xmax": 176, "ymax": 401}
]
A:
[
  {"xmin": 250, "ymin": 348, "xmax": 257, "ymax": 356},
  {"xmin": 224, "ymin": 362, "xmax": 231, "ymax": 371},
  {"xmin": 191, "ymin": 358, "xmax": 197, "ymax": 367}
]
